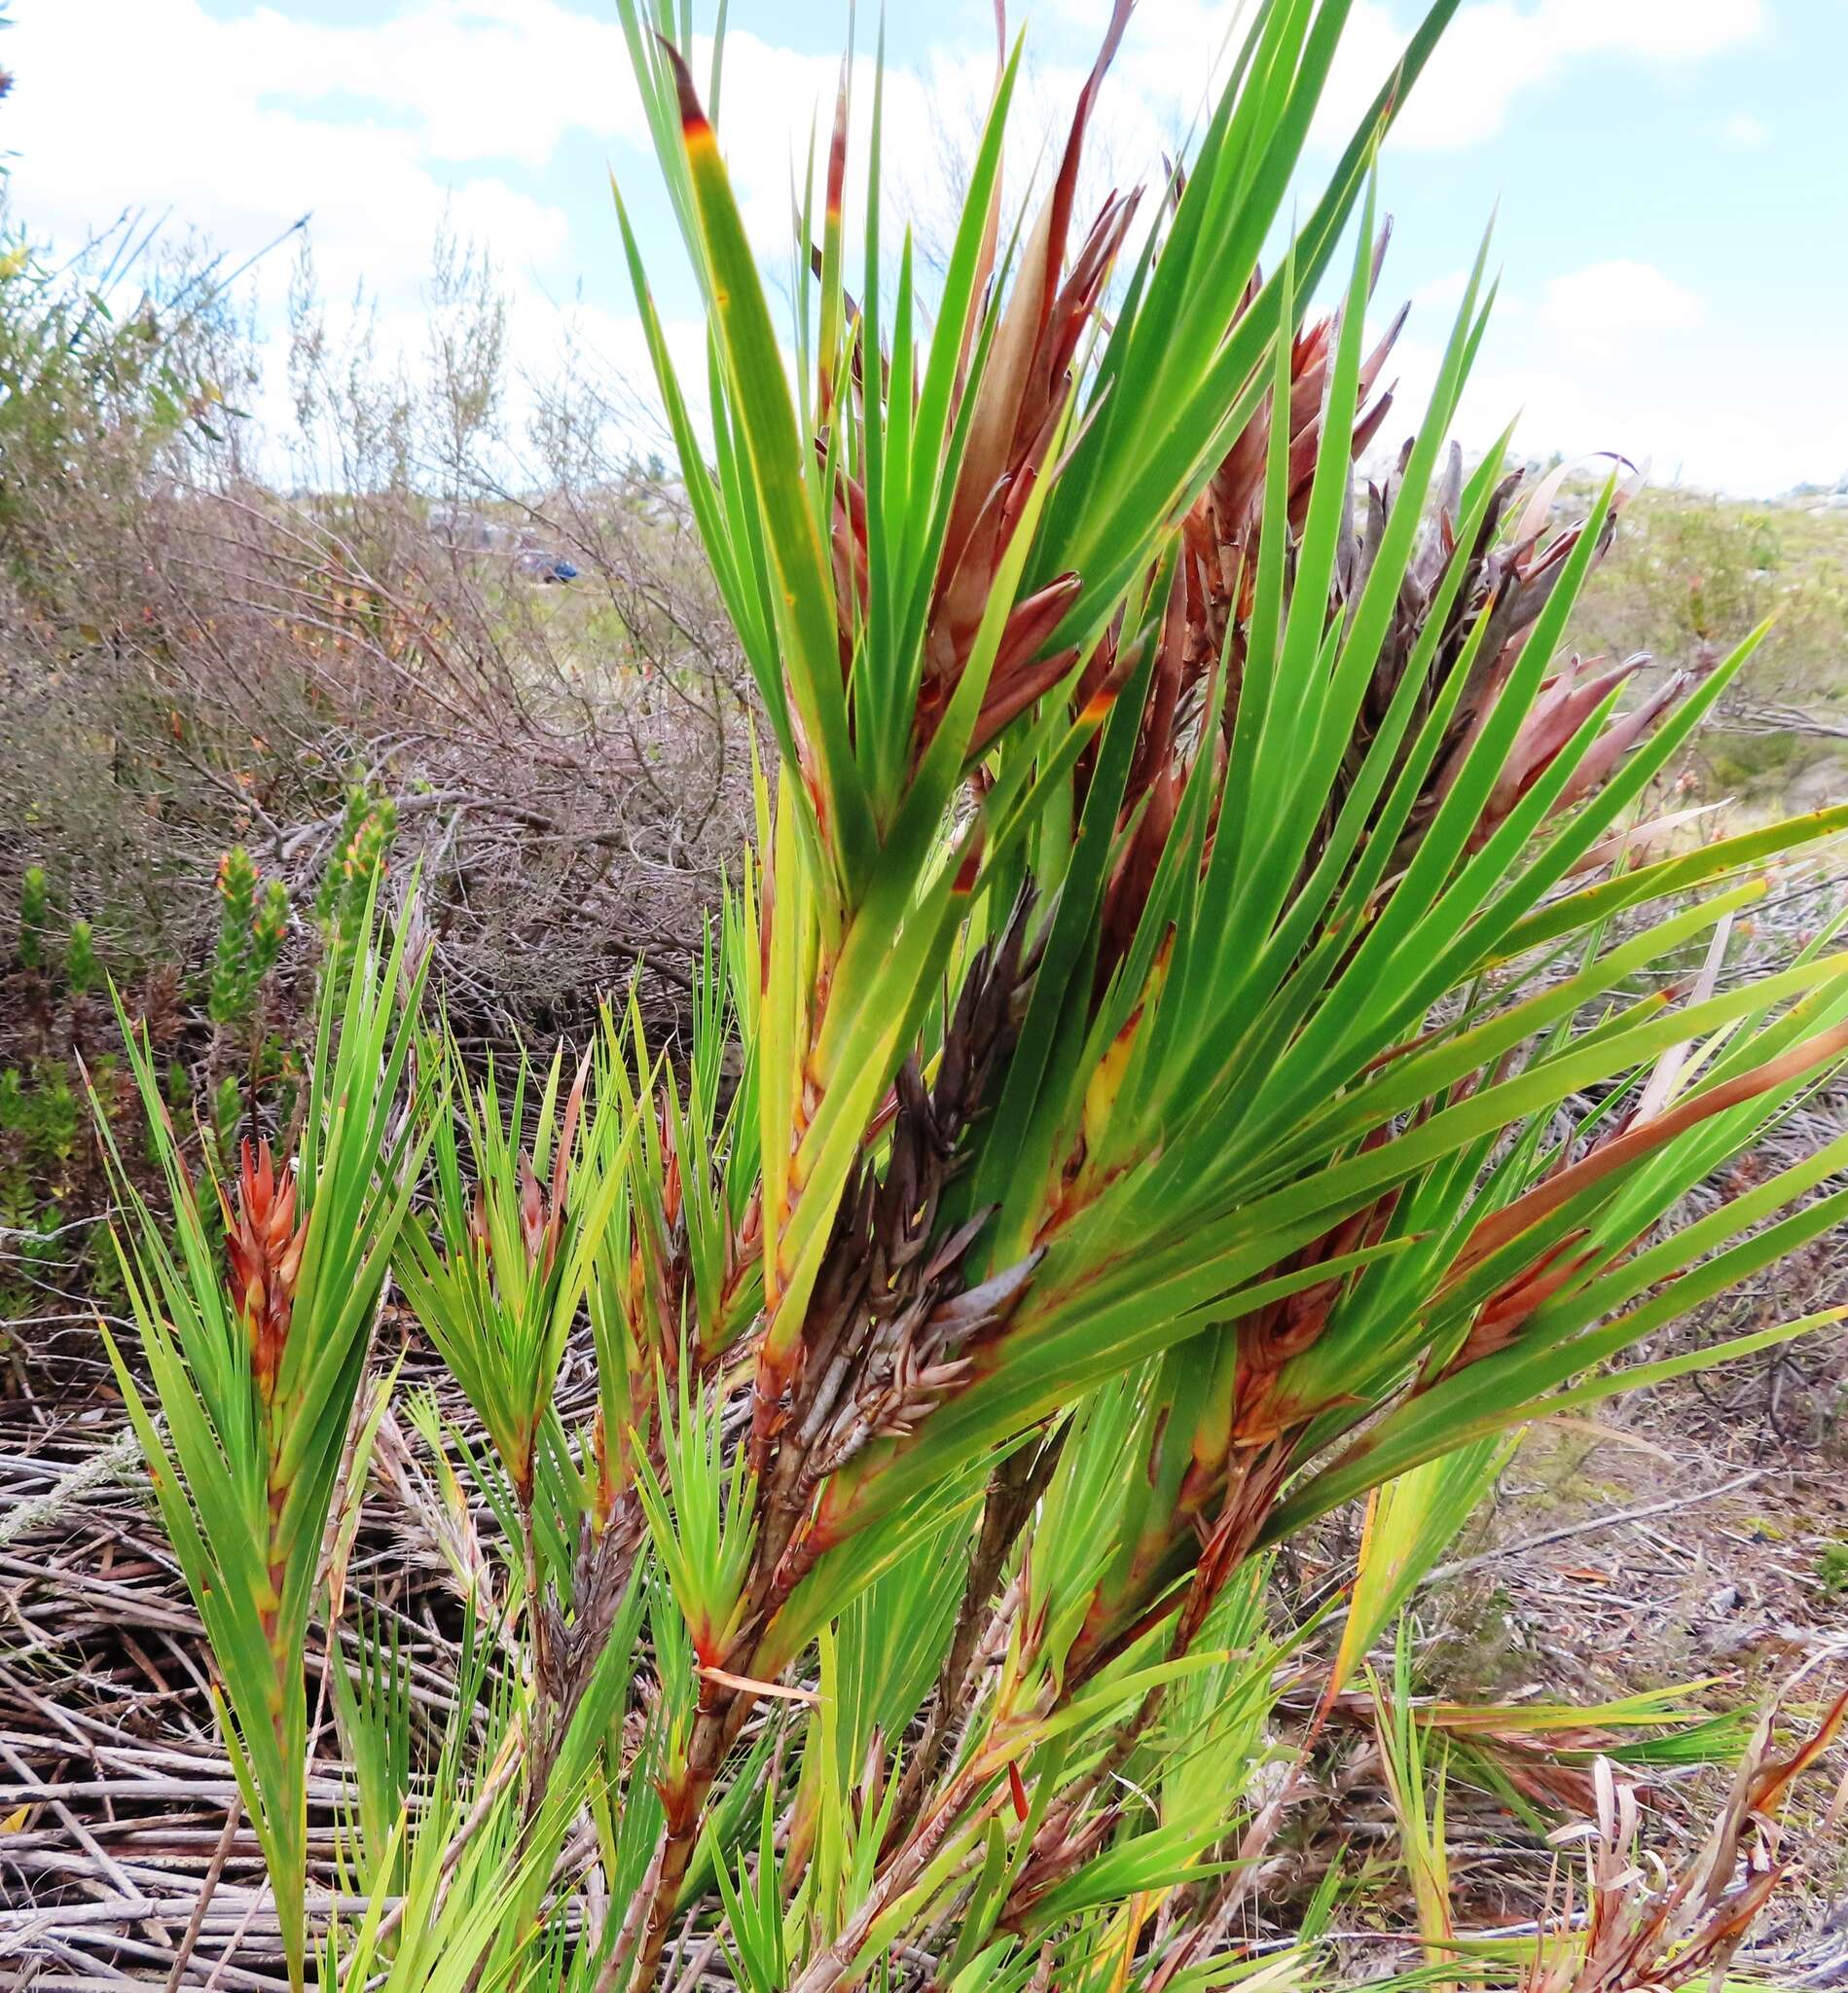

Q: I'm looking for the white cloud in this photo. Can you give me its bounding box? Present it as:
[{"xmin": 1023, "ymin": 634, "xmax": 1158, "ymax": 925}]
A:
[
  {"xmin": 2, "ymin": 0, "xmax": 578, "ymax": 312},
  {"xmin": 212, "ymin": 0, "xmax": 644, "ymax": 168},
  {"xmin": 0, "ymin": 0, "xmax": 1821, "ymax": 501},
  {"xmin": 1523, "ymin": 0, "xmax": 1764, "ymax": 59},
  {"xmin": 1312, "ymin": 0, "xmax": 1764, "ymax": 153},
  {"xmin": 1465, "ymin": 356, "xmax": 1841, "ymax": 498},
  {"xmin": 1382, "ymin": 263, "xmax": 1835, "ymax": 499},
  {"xmin": 1538, "ymin": 259, "xmax": 1705, "ymax": 355},
  {"xmin": 1721, "ymin": 112, "xmax": 1768, "ymax": 146},
  {"xmin": 1408, "ymin": 266, "xmax": 1530, "ymax": 322},
  {"xmin": 0, "ymin": 0, "xmax": 928, "ymax": 476},
  {"xmin": 1, "ymin": 0, "xmax": 1017, "ymax": 320},
  {"xmin": 1051, "ymin": 0, "xmax": 1765, "ymax": 158},
  {"xmin": 0, "ymin": 0, "xmax": 749, "ymax": 499},
  {"xmin": 0, "ymin": 1, "xmax": 947, "ymax": 291}
]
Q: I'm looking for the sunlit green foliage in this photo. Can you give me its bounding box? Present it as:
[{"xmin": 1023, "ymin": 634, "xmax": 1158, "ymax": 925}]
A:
[
  {"xmin": 100, "ymin": 4, "xmax": 1848, "ymax": 1990},
  {"xmin": 17, "ymin": 860, "xmax": 47, "ymax": 971}
]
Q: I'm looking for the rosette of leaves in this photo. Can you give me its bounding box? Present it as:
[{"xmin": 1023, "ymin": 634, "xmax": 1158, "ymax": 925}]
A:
[
  {"xmin": 591, "ymin": 3, "xmax": 1848, "ymax": 1985},
  {"xmin": 96, "ymin": 898, "xmax": 432, "ymax": 1993}
]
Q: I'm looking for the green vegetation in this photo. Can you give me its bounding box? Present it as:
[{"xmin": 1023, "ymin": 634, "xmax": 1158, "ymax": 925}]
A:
[
  {"xmin": 103, "ymin": 908, "xmax": 431, "ymax": 1990},
  {"xmin": 0, "ymin": 198, "xmax": 747, "ymax": 1031},
  {"xmin": 1577, "ymin": 486, "xmax": 1848, "ymax": 808},
  {"xmin": 80, "ymin": 3, "xmax": 1848, "ymax": 1991},
  {"xmin": 315, "ymin": 783, "xmax": 399, "ymax": 982},
  {"xmin": 17, "ymin": 859, "xmax": 46, "ymax": 971},
  {"xmin": 1817, "ymin": 1540, "xmax": 1848, "ymax": 1595},
  {"xmin": 0, "ymin": 208, "xmax": 228, "ymax": 603},
  {"xmin": 63, "ymin": 917, "xmax": 96, "ymax": 996},
  {"xmin": 209, "ymin": 847, "xmax": 274, "ymax": 1028},
  {"xmin": 1579, "ymin": 487, "xmax": 1848, "ymax": 688}
]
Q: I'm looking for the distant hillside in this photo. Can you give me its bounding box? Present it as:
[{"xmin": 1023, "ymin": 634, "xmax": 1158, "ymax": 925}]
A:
[{"xmin": 1575, "ymin": 484, "xmax": 1848, "ymax": 812}]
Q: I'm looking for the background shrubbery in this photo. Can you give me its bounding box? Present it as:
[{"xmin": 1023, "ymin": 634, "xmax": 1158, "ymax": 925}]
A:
[
  {"xmin": 0, "ymin": 203, "xmax": 755, "ymax": 1045},
  {"xmin": 0, "ymin": 201, "xmax": 761, "ymax": 1351}
]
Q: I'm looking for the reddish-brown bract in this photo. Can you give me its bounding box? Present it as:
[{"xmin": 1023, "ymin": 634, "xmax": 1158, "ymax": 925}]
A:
[{"xmin": 222, "ymin": 1140, "xmax": 306, "ymax": 1405}]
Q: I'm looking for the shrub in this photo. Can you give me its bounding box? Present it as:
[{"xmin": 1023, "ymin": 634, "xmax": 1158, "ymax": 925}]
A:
[
  {"xmin": 0, "ymin": 205, "xmax": 750, "ymax": 1039},
  {"xmin": 63, "ymin": 916, "xmax": 96, "ymax": 996},
  {"xmin": 207, "ymin": 845, "xmax": 290, "ymax": 1031},
  {"xmin": 17, "ymin": 861, "xmax": 46, "ymax": 970},
  {"xmin": 208, "ymin": 847, "xmax": 262, "ymax": 1027},
  {"xmin": 103, "ymin": 6, "xmax": 1848, "ymax": 1993},
  {"xmin": 1818, "ymin": 1540, "xmax": 1848, "ymax": 1595},
  {"xmin": 316, "ymin": 785, "xmax": 399, "ymax": 983},
  {"xmin": 1574, "ymin": 487, "xmax": 1848, "ymax": 810}
]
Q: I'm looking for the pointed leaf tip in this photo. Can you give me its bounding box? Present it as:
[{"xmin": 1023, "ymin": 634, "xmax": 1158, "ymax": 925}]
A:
[{"xmin": 656, "ymin": 32, "xmax": 713, "ymax": 146}]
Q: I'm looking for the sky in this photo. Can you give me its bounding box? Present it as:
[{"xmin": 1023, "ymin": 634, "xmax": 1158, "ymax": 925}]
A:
[{"xmin": 3, "ymin": 0, "xmax": 1845, "ymax": 496}]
